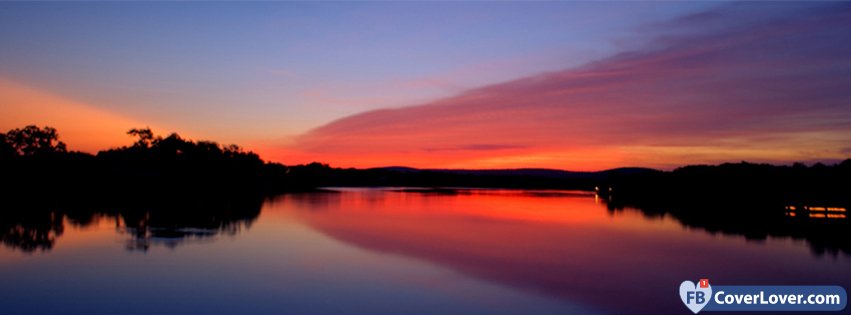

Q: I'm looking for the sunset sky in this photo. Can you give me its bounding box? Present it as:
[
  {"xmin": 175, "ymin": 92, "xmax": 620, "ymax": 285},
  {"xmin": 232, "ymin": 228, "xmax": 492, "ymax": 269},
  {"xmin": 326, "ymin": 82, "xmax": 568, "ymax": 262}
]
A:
[{"xmin": 2, "ymin": 2, "xmax": 850, "ymax": 170}]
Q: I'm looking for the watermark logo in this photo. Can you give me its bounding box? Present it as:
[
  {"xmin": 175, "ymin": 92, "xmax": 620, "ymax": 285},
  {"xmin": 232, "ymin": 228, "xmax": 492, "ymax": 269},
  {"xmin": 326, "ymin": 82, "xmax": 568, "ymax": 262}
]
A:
[
  {"xmin": 680, "ymin": 279, "xmax": 712, "ymax": 313},
  {"xmin": 679, "ymin": 279, "xmax": 846, "ymax": 313}
]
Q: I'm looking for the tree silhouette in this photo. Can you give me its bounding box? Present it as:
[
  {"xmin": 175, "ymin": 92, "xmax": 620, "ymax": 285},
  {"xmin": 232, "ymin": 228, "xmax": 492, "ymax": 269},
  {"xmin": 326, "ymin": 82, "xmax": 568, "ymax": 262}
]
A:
[
  {"xmin": 127, "ymin": 127, "xmax": 155, "ymax": 148},
  {"xmin": 0, "ymin": 213, "xmax": 64, "ymax": 252},
  {"xmin": 0, "ymin": 133, "xmax": 15, "ymax": 158},
  {"xmin": 3, "ymin": 125, "xmax": 67, "ymax": 156}
]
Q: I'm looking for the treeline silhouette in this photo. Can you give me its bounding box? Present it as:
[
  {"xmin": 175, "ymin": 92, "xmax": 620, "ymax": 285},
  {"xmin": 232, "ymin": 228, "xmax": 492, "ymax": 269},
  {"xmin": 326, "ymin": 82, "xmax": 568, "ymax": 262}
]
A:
[
  {"xmin": 2, "ymin": 125, "xmax": 849, "ymax": 255},
  {"xmin": 600, "ymin": 161, "xmax": 851, "ymax": 256},
  {"xmin": 0, "ymin": 125, "xmax": 305, "ymax": 252},
  {"xmin": 600, "ymin": 161, "xmax": 851, "ymax": 205},
  {"xmin": 0, "ymin": 125, "xmax": 328, "ymax": 199},
  {"xmin": 6, "ymin": 125, "xmax": 846, "ymax": 200},
  {"xmin": 0, "ymin": 125, "xmax": 653, "ymax": 196}
]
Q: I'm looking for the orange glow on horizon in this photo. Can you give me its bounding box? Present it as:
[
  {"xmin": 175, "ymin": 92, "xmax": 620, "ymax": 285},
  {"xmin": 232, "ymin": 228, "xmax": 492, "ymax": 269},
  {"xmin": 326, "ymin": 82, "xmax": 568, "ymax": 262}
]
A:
[
  {"xmin": 2, "ymin": 75, "xmax": 847, "ymax": 171},
  {"xmin": 259, "ymin": 145, "xmax": 632, "ymax": 171},
  {"xmin": 276, "ymin": 189, "xmax": 680, "ymax": 234},
  {"xmin": 0, "ymin": 78, "xmax": 179, "ymax": 154},
  {"xmin": 258, "ymin": 189, "xmax": 722, "ymax": 313}
]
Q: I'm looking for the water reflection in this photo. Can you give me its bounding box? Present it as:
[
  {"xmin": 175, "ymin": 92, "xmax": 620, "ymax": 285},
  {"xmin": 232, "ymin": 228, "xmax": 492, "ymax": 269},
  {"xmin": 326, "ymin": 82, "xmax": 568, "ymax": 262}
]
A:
[
  {"xmin": 606, "ymin": 195, "xmax": 851, "ymax": 257},
  {"xmin": 278, "ymin": 189, "xmax": 851, "ymax": 314},
  {"xmin": 785, "ymin": 205, "xmax": 848, "ymax": 220},
  {"xmin": 0, "ymin": 193, "xmax": 264, "ymax": 252},
  {"xmin": 1, "ymin": 189, "xmax": 849, "ymax": 315},
  {"xmin": 0, "ymin": 209, "xmax": 64, "ymax": 252}
]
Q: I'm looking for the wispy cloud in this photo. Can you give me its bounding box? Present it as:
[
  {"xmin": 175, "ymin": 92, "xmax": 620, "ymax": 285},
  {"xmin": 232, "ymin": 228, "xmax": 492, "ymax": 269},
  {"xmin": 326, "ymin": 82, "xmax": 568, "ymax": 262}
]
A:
[
  {"xmin": 286, "ymin": 3, "xmax": 851, "ymax": 170},
  {"xmin": 424, "ymin": 144, "xmax": 528, "ymax": 153}
]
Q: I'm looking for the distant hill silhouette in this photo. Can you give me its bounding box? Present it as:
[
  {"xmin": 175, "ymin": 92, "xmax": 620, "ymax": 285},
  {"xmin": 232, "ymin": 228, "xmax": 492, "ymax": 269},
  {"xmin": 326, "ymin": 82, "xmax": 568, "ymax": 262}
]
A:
[
  {"xmin": 371, "ymin": 167, "xmax": 656, "ymax": 178},
  {"xmin": 1, "ymin": 124, "xmax": 848, "ymax": 211},
  {"xmin": 598, "ymin": 161, "xmax": 851, "ymax": 206},
  {"xmin": 310, "ymin": 166, "xmax": 659, "ymax": 189},
  {"xmin": 2, "ymin": 125, "xmax": 848, "ymax": 255}
]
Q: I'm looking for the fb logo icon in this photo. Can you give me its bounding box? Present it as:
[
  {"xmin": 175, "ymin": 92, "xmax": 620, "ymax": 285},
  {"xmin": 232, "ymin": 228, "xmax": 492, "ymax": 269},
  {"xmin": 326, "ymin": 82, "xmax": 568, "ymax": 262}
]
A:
[{"xmin": 680, "ymin": 279, "xmax": 712, "ymax": 313}]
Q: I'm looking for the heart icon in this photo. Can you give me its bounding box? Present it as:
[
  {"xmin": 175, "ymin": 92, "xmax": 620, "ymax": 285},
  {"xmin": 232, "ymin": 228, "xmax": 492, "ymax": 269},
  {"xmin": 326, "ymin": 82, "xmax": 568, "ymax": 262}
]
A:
[{"xmin": 679, "ymin": 280, "xmax": 712, "ymax": 314}]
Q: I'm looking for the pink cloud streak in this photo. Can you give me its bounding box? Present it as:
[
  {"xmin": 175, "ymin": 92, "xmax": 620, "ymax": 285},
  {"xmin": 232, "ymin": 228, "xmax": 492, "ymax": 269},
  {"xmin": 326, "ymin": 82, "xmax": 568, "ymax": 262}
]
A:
[{"xmin": 282, "ymin": 3, "xmax": 851, "ymax": 170}]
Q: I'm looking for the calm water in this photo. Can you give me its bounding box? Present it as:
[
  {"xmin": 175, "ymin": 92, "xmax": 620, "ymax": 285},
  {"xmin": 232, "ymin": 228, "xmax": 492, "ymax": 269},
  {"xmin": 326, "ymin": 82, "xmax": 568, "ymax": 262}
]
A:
[{"xmin": 1, "ymin": 188, "xmax": 849, "ymax": 315}]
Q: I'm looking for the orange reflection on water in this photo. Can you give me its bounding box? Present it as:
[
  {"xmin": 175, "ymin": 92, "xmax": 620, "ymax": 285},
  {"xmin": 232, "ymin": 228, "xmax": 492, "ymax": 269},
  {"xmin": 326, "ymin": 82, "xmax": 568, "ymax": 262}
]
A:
[
  {"xmin": 268, "ymin": 189, "xmax": 709, "ymax": 314},
  {"xmin": 296, "ymin": 189, "xmax": 606, "ymax": 226},
  {"xmin": 57, "ymin": 215, "xmax": 123, "ymax": 248},
  {"xmin": 785, "ymin": 205, "xmax": 848, "ymax": 219}
]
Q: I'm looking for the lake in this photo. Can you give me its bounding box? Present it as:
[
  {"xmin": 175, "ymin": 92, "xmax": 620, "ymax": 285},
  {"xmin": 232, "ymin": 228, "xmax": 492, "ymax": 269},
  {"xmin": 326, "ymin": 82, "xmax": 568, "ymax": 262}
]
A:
[{"xmin": 1, "ymin": 188, "xmax": 849, "ymax": 314}]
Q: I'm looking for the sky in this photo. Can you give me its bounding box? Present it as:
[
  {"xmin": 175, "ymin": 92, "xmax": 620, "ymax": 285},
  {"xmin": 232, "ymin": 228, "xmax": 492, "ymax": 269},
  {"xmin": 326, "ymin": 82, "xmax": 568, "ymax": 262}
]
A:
[{"xmin": 1, "ymin": 1, "xmax": 849, "ymax": 170}]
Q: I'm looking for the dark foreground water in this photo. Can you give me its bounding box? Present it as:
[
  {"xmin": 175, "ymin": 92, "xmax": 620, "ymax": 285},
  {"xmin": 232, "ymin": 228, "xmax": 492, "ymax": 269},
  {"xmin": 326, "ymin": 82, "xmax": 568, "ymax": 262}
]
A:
[{"xmin": 1, "ymin": 188, "xmax": 849, "ymax": 314}]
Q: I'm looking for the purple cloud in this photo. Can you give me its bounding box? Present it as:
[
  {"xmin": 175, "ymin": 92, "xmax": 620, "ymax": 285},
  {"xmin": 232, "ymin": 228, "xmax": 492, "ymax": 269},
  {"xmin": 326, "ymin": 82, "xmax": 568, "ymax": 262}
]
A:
[{"xmin": 289, "ymin": 3, "xmax": 851, "ymax": 170}]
